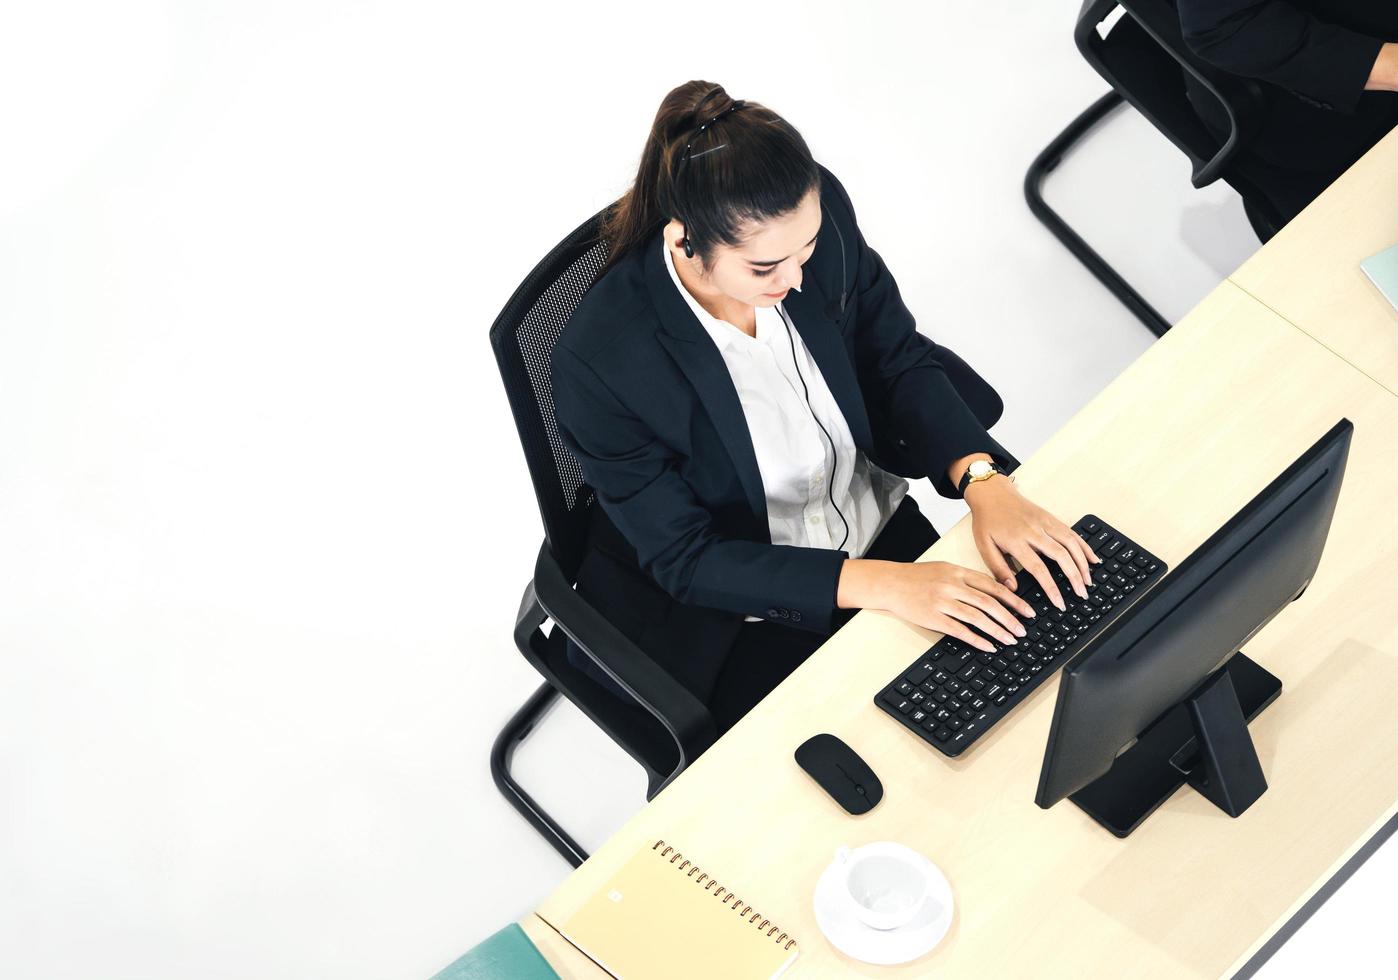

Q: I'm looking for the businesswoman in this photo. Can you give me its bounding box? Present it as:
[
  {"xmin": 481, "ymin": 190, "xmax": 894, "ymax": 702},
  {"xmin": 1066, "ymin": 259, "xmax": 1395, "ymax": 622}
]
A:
[{"xmin": 551, "ymin": 81, "xmax": 1100, "ymax": 734}]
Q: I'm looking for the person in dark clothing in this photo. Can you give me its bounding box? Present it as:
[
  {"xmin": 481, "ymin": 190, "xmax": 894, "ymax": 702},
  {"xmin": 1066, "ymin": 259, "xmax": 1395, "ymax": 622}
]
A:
[
  {"xmin": 551, "ymin": 81, "xmax": 1102, "ymax": 734},
  {"xmin": 1176, "ymin": 0, "xmax": 1398, "ymax": 238}
]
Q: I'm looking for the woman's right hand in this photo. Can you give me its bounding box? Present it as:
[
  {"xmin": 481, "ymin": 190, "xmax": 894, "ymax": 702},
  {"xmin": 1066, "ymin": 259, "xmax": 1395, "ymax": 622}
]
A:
[{"xmin": 838, "ymin": 558, "xmax": 1036, "ymax": 653}]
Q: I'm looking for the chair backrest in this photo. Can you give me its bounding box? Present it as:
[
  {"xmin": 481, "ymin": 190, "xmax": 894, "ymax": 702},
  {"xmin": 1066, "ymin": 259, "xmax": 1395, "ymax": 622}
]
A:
[
  {"xmin": 489, "ymin": 209, "xmax": 1016, "ymax": 586},
  {"xmin": 488, "ymin": 212, "xmax": 611, "ymax": 582},
  {"xmin": 1076, "ymin": 0, "xmax": 1266, "ymax": 189}
]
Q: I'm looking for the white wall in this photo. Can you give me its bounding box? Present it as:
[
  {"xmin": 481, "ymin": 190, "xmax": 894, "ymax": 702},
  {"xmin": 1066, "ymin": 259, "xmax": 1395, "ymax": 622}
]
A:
[{"xmin": 1, "ymin": 2, "xmax": 1389, "ymax": 977}]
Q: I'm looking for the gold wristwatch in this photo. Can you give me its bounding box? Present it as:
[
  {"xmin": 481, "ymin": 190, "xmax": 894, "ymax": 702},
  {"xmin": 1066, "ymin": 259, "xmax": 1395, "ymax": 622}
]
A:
[{"xmin": 957, "ymin": 458, "xmax": 1013, "ymax": 496}]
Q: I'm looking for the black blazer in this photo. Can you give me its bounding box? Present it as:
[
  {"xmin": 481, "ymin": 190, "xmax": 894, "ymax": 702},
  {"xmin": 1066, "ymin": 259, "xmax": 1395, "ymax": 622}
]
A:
[
  {"xmin": 1177, "ymin": 0, "xmax": 1397, "ymax": 176},
  {"xmin": 549, "ymin": 163, "xmax": 1015, "ymax": 703}
]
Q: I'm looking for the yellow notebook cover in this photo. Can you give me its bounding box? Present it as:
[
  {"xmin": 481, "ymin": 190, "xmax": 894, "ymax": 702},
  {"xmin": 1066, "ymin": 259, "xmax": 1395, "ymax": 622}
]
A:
[{"xmin": 557, "ymin": 839, "xmax": 800, "ymax": 979}]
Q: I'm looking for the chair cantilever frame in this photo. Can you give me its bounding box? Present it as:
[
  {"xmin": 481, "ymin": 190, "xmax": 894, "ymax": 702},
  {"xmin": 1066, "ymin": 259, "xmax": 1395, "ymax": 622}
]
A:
[
  {"xmin": 1024, "ymin": 91, "xmax": 1171, "ymax": 338},
  {"xmin": 491, "ymin": 543, "xmax": 718, "ymax": 868},
  {"xmin": 1025, "ymin": 0, "xmax": 1279, "ymax": 340}
]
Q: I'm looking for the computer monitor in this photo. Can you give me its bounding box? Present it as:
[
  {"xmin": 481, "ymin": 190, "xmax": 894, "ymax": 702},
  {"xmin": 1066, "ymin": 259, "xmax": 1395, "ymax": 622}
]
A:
[{"xmin": 1035, "ymin": 418, "xmax": 1353, "ymax": 837}]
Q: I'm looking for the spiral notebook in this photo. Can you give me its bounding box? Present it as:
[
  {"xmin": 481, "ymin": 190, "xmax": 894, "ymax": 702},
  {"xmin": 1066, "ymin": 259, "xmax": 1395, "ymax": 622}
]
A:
[{"xmin": 556, "ymin": 839, "xmax": 800, "ymax": 979}]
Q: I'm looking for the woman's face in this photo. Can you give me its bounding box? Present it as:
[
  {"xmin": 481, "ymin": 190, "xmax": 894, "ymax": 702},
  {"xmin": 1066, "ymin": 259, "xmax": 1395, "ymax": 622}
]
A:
[{"xmin": 682, "ymin": 185, "xmax": 823, "ymax": 308}]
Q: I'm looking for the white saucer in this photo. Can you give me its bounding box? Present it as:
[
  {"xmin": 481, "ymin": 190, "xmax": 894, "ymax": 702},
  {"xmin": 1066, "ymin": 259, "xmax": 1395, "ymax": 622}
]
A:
[{"xmin": 812, "ymin": 844, "xmax": 954, "ymax": 966}]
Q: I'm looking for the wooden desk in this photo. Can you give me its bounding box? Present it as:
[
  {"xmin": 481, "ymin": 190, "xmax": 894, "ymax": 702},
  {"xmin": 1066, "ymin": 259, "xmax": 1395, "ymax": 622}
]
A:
[
  {"xmin": 521, "ymin": 282, "xmax": 1398, "ymax": 978},
  {"xmin": 1230, "ymin": 126, "xmax": 1398, "ymax": 394}
]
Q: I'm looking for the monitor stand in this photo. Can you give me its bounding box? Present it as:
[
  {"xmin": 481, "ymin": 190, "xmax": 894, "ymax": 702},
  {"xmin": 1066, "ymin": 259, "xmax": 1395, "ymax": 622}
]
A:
[{"xmin": 1069, "ymin": 652, "xmax": 1282, "ymax": 838}]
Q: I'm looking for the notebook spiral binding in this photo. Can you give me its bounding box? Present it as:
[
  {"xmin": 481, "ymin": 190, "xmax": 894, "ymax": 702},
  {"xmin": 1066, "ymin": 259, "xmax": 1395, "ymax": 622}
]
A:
[{"xmin": 652, "ymin": 840, "xmax": 797, "ymax": 951}]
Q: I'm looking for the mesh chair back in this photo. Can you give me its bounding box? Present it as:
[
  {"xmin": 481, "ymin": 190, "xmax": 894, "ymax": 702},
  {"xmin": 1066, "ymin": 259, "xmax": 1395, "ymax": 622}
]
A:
[{"xmin": 488, "ymin": 212, "xmax": 613, "ymax": 582}]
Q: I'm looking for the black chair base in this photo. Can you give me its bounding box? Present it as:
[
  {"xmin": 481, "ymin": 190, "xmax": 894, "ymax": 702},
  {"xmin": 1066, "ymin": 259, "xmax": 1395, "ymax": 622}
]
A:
[
  {"xmin": 490, "ymin": 681, "xmax": 590, "ymax": 868},
  {"xmin": 1025, "ymin": 91, "xmax": 1173, "ymax": 339}
]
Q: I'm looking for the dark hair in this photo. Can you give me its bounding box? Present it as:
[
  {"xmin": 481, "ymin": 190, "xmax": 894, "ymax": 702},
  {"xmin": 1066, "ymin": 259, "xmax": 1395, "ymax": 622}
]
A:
[{"xmin": 597, "ymin": 80, "xmax": 821, "ymax": 278}]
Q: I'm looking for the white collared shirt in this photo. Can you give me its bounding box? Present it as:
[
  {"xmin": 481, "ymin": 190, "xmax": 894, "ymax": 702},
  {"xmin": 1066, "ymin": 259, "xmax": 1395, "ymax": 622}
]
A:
[{"xmin": 662, "ymin": 238, "xmax": 909, "ymax": 619}]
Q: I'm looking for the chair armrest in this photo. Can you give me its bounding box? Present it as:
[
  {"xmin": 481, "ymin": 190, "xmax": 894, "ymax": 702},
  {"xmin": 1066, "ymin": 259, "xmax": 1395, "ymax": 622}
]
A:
[
  {"xmin": 1075, "ymin": 0, "xmax": 1265, "ymax": 189},
  {"xmin": 528, "ymin": 542, "xmax": 717, "ymax": 772}
]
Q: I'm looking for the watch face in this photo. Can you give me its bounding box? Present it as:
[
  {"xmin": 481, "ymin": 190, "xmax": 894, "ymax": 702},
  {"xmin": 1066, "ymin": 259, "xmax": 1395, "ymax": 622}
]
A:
[{"xmin": 969, "ymin": 460, "xmax": 993, "ymax": 479}]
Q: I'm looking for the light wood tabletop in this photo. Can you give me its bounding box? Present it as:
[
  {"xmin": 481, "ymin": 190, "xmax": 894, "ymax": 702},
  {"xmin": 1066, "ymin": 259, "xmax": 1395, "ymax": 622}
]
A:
[
  {"xmin": 521, "ymin": 281, "xmax": 1398, "ymax": 978},
  {"xmin": 1229, "ymin": 126, "xmax": 1398, "ymax": 394}
]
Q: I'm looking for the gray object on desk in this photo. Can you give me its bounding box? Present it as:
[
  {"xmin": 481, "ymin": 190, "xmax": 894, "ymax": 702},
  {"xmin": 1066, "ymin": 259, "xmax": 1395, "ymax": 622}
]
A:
[{"xmin": 1360, "ymin": 245, "xmax": 1398, "ymax": 315}]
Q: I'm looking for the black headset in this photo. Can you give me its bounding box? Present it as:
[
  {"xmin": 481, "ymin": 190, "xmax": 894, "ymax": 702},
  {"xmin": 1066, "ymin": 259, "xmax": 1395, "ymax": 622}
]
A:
[{"xmin": 674, "ymin": 97, "xmax": 854, "ymax": 552}]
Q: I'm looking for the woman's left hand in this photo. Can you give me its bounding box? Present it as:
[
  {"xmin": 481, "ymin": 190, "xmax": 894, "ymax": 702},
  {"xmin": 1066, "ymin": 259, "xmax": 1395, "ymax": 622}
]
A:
[{"xmin": 964, "ymin": 475, "xmax": 1101, "ymax": 611}]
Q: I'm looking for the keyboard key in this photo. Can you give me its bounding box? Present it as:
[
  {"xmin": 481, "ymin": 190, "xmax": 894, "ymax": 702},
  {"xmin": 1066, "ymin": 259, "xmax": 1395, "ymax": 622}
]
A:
[
  {"xmin": 941, "ymin": 648, "xmax": 974, "ymax": 668},
  {"xmin": 906, "ymin": 662, "xmax": 935, "ymax": 685},
  {"xmin": 932, "ymin": 727, "xmax": 951, "ymax": 743}
]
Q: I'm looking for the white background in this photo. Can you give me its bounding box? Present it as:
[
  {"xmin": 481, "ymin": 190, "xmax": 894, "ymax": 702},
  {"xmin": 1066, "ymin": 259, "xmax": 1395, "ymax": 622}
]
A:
[{"xmin": 1, "ymin": 2, "xmax": 1391, "ymax": 977}]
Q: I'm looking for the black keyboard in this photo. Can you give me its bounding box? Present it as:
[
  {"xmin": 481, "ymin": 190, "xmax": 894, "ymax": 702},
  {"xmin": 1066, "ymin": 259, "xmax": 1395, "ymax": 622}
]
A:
[{"xmin": 875, "ymin": 515, "xmax": 1167, "ymax": 757}]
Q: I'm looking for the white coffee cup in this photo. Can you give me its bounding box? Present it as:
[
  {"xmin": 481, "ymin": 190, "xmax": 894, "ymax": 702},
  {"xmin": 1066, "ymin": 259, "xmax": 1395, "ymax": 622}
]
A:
[{"xmin": 832, "ymin": 842, "xmax": 937, "ymax": 931}]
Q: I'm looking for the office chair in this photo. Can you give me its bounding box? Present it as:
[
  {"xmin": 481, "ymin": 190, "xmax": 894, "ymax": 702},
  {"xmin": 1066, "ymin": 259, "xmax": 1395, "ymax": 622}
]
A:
[
  {"xmin": 488, "ymin": 209, "xmax": 1016, "ymax": 867},
  {"xmin": 1024, "ymin": 0, "xmax": 1286, "ymax": 338}
]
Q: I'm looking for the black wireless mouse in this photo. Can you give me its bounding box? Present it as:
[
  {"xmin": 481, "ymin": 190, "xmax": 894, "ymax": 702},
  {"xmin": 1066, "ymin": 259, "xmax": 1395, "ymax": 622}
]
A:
[{"xmin": 794, "ymin": 733, "xmax": 884, "ymax": 814}]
